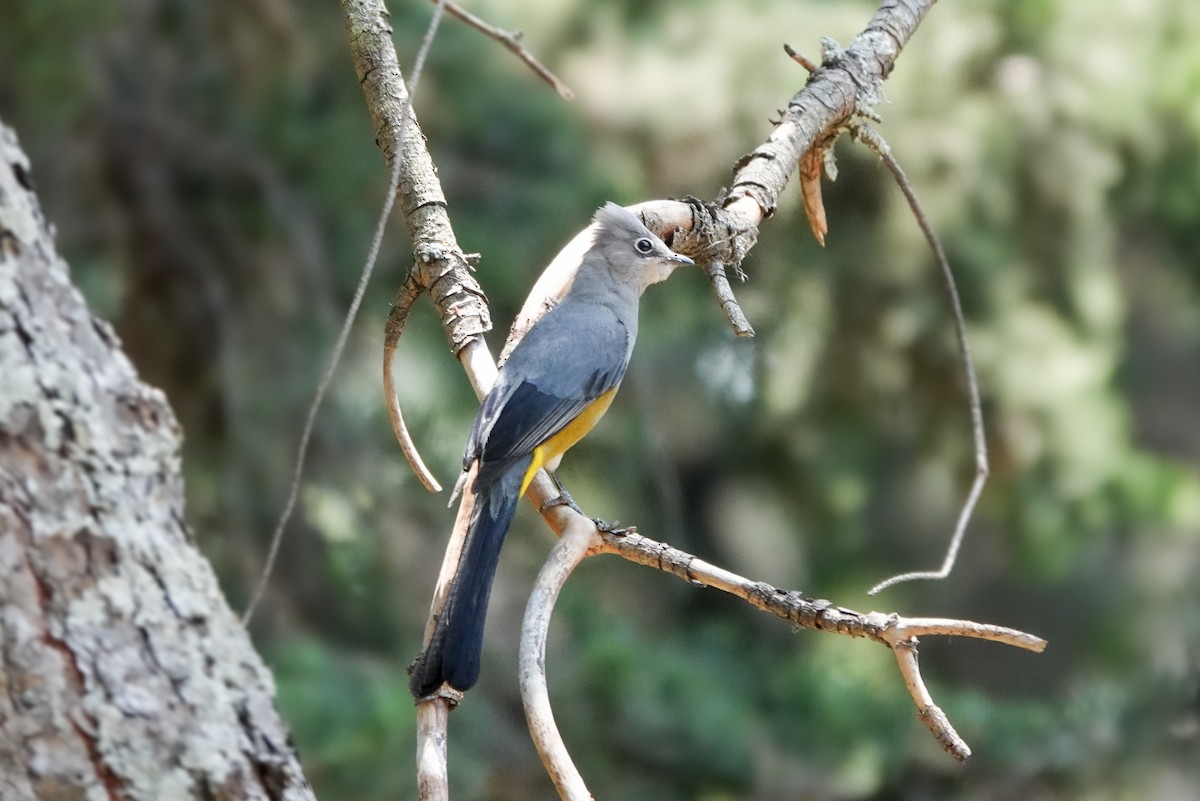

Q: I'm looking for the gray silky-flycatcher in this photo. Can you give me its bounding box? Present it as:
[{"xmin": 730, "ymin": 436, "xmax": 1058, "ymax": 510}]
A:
[{"xmin": 409, "ymin": 202, "xmax": 694, "ymax": 698}]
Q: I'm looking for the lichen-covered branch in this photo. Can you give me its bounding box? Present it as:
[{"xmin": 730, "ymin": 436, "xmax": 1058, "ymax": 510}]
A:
[
  {"xmin": 498, "ymin": 1, "xmax": 941, "ymax": 339},
  {"xmin": 343, "ymin": 0, "xmax": 491, "ymax": 356}
]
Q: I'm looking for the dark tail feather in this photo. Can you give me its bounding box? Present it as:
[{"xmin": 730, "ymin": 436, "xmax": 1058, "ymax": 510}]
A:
[{"xmin": 409, "ymin": 456, "xmax": 530, "ymax": 698}]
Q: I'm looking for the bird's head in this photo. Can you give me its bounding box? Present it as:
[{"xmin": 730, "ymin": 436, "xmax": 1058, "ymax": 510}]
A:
[{"xmin": 588, "ymin": 202, "xmax": 695, "ymax": 293}]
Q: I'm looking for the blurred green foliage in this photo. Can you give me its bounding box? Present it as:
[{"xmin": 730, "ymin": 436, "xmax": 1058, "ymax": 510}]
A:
[{"xmin": 3, "ymin": 0, "xmax": 1199, "ymax": 798}]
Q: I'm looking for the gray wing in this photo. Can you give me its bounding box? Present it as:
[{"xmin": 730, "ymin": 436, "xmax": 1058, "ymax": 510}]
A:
[{"xmin": 465, "ymin": 299, "xmax": 632, "ymax": 472}]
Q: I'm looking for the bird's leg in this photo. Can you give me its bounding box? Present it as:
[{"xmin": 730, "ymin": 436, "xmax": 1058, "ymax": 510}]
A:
[
  {"xmin": 539, "ymin": 470, "xmax": 583, "ymax": 515},
  {"xmin": 538, "ymin": 470, "xmax": 637, "ymax": 535}
]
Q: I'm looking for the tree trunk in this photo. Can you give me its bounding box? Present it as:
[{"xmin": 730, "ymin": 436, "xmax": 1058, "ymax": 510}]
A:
[{"xmin": 0, "ymin": 122, "xmax": 314, "ymax": 800}]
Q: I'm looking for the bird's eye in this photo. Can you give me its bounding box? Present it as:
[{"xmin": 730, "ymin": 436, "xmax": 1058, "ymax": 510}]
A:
[{"xmin": 635, "ymin": 237, "xmax": 654, "ymax": 254}]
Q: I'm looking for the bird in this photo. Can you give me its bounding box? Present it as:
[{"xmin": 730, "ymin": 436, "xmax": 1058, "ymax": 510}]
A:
[{"xmin": 409, "ymin": 202, "xmax": 695, "ymax": 698}]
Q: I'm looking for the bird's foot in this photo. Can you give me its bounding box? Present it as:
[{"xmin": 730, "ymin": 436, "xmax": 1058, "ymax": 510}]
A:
[
  {"xmin": 540, "ymin": 488, "xmax": 583, "ymax": 516},
  {"xmin": 592, "ymin": 518, "xmax": 637, "ymax": 537}
]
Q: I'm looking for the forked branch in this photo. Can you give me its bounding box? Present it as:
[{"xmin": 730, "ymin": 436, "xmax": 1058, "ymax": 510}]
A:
[{"xmin": 520, "ymin": 523, "xmax": 1046, "ymax": 796}]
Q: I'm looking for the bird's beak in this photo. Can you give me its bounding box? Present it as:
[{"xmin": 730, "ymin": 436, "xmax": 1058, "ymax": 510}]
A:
[{"xmin": 669, "ymin": 252, "xmax": 695, "ymax": 266}]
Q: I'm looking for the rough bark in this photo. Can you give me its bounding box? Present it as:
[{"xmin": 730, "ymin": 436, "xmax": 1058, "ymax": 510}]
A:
[{"xmin": 0, "ymin": 123, "xmax": 313, "ymax": 800}]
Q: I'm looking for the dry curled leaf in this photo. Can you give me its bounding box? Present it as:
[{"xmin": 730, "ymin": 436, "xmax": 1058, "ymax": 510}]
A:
[{"xmin": 800, "ymin": 145, "xmax": 828, "ymax": 245}]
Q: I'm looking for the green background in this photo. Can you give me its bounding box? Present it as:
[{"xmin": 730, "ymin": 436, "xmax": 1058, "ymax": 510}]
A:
[{"xmin": 3, "ymin": 1, "xmax": 1198, "ymax": 798}]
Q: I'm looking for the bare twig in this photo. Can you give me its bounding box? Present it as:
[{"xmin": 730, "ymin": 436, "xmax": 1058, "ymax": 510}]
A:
[
  {"xmin": 783, "ymin": 42, "xmax": 819, "ymax": 73},
  {"xmin": 384, "ymin": 272, "xmax": 442, "ymax": 492},
  {"xmin": 856, "ymin": 126, "xmax": 990, "ymax": 596},
  {"xmin": 891, "ymin": 638, "xmax": 969, "ymax": 759},
  {"xmin": 241, "ymin": 0, "xmax": 448, "ymax": 626},
  {"xmin": 704, "ymin": 261, "xmax": 756, "ymax": 337},
  {"xmin": 884, "ymin": 616, "xmax": 1046, "ymax": 651},
  {"xmin": 432, "ymin": 0, "xmax": 574, "ymax": 100}
]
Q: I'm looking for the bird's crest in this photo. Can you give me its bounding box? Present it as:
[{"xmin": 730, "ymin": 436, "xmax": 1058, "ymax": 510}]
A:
[{"xmin": 592, "ymin": 202, "xmax": 653, "ymax": 242}]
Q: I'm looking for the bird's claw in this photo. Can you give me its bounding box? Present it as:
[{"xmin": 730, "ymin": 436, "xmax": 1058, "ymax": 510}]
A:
[
  {"xmin": 540, "ymin": 488, "xmax": 583, "ymax": 516},
  {"xmin": 592, "ymin": 518, "xmax": 636, "ymax": 537}
]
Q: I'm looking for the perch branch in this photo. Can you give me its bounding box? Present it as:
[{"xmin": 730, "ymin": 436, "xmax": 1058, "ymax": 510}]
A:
[
  {"xmin": 519, "ymin": 524, "xmax": 1045, "ymax": 795},
  {"xmin": 597, "ymin": 531, "xmax": 1044, "ymax": 656},
  {"xmin": 600, "ymin": 528, "xmax": 1045, "ymax": 763},
  {"xmin": 416, "ymin": 695, "xmax": 452, "ymax": 801}
]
